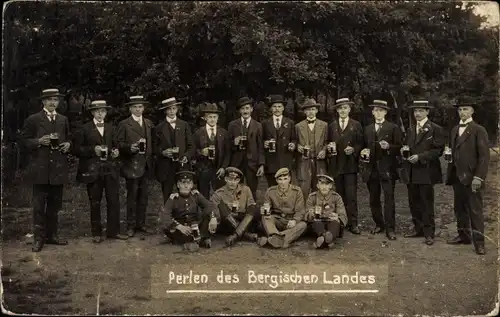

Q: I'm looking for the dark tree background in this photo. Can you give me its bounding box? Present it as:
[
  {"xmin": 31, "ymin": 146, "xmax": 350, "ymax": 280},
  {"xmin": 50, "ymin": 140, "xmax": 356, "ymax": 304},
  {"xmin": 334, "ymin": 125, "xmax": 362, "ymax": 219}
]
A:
[{"xmin": 2, "ymin": 1, "xmax": 499, "ymax": 179}]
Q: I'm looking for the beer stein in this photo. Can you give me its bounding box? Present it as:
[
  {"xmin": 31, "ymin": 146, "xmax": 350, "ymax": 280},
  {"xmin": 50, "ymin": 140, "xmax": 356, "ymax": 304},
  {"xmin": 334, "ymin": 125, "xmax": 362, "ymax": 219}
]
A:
[
  {"xmin": 239, "ymin": 135, "xmax": 248, "ymax": 150},
  {"xmin": 172, "ymin": 146, "xmax": 180, "ymax": 161},
  {"xmin": 444, "ymin": 146, "xmax": 452, "ymax": 163},
  {"xmin": 360, "ymin": 149, "xmax": 370, "ymax": 163},
  {"xmin": 191, "ymin": 223, "xmax": 200, "ymax": 242},
  {"xmin": 138, "ymin": 138, "xmax": 146, "ymax": 154},
  {"xmin": 100, "ymin": 145, "xmax": 108, "ymax": 161},
  {"xmin": 327, "ymin": 142, "xmax": 337, "ymax": 156},
  {"xmin": 231, "ymin": 200, "xmax": 239, "ymax": 213},
  {"xmin": 402, "ymin": 145, "xmax": 410, "ymax": 160},
  {"xmin": 268, "ymin": 139, "xmax": 276, "ymax": 153},
  {"xmin": 314, "ymin": 206, "xmax": 322, "ymax": 220},
  {"xmin": 49, "ymin": 133, "xmax": 60, "ymax": 150},
  {"xmin": 262, "ymin": 202, "xmax": 271, "ymax": 216},
  {"xmin": 208, "ymin": 145, "xmax": 216, "ymax": 160},
  {"xmin": 302, "ymin": 145, "xmax": 310, "ymax": 159}
]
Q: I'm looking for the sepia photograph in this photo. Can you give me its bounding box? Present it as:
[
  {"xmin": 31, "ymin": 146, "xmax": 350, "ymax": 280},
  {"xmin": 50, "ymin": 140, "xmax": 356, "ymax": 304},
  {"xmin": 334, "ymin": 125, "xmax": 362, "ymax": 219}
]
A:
[{"xmin": 1, "ymin": 0, "xmax": 499, "ymax": 315}]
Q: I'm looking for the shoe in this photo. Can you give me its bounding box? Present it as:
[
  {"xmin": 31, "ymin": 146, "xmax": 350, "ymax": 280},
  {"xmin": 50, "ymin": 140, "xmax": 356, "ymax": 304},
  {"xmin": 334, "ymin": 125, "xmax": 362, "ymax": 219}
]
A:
[
  {"xmin": 446, "ymin": 236, "xmax": 471, "ymax": 245},
  {"xmin": 404, "ymin": 231, "xmax": 424, "ymax": 238},
  {"xmin": 225, "ymin": 234, "xmax": 239, "ymax": 247},
  {"xmin": 324, "ymin": 232, "xmax": 334, "ymax": 244},
  {"xmin": 107, "ymin": 234, "xmax": 129, "ymax": 240},
  {"xmin": 32, "ymin": 240, "xmax": 44, "ymax": 252},
  {"xmin": 475, "ymin": 246, "xmax": 485, "ymax": 255},
  {"xmin": 267, "ymin": 235, "xmax": 284, "ymax": 248},
  {"xmin": 127, "ymin": 229, "xmax": 135, "ymax": 238},
  {"xmin": 313, "ymin": 236, "xmax": 325, "ymax": 249},
  {"xmin": 371, "ymin": 227, "xmax": 384, "ymax": 234},
  {"xmin": 243, "ymin": 232, "xmax": 258, "ymax": 242},
  {"xmin": 200, "ymin": 238, "xmax": 211, "ymax": 248},
  {"xmin": 45, "ymin": 236, "xmax": 68, "ymax": 245},
  {"xmin": 348, "ymin": 226, "xmax": 361, "ymax": 235},
  {"xmin": 136, "ymin": 226, "xmax": 154, "ymax": 235},
  {"xmin": 386, "ymin": 231, "xmax": 396, "ymax": 240},
  {"xmin": 92, "ymin": 236, "xmax": 103, "ymax": 244},
  {"xmin": 327, "ymin": 242, "xmax": 335, "ymax": 249},
  {"xmin": 424, "ymin": 237, "xmax": 434, "ymax": 245},
  {"xmin": 184, "ymin": 242, "xmax": 200, "ymax": 252},
  {"xmin": 257, "ymin": 237, "xmax": 268, "ymax": 247}
]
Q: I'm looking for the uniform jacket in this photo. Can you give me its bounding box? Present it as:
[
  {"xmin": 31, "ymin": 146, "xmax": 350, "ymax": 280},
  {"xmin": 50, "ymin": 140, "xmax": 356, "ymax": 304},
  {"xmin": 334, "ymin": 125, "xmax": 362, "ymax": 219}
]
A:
[
  {"xmin": 305, "ymin": 190, "xmax": 348, "ymax": 225},
  {"xmin": 228, "ymin": 118, "xmax": 265, "ymax": 170},
  {"xmin": 18, "ymin": 110, "xmax": 72, "ymax": 185},
  {"xmin": 162, "ymin": 192, "xmax": 216, "ymax": 229},
  {"xmin": 261, "ymin": 116, "xmax": 296, "ymax": 174},
  {"xmin": 73, "ymin": 120, "xmax": 120, "ymax": 183},
  {"xmin": 264, "ymin": 184, "xmax": 305, "ymax": 221},
  {"xmin": 154, "ymin": 118, "xmax": 194, "ymax": 182},
  {"xmin": 295, "ymin": 119, "xmax": 328, "ymax": 180},
  {"xmin": 115, "ymin": 116, "xmax": 154, "ymax": 179},
  {"xmin": 327, "ymin": 118, "xmax": 364, "ymax": 176},
  {"xmin": 400, "ymin": 119, "xmax": 444, "ymax": 185},
  {"xmin": 193, "ymin": 125, "xmax": 230, "ymax": 171},
  {"xmin": 211, "ymin": 184, "xmax": 256, "ymax": 215},
  {"xmin": 445, "ymin": 121, "xmax": 490, "ymax": 186},
  {"xmin": 360, "ymin": 120, "xmax": 402, "ymax": 182}
]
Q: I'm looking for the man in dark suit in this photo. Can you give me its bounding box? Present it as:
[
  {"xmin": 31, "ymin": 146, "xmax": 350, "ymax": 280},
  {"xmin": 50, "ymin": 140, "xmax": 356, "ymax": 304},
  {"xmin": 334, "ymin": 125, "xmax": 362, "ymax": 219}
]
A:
[
  {"xmin": 400, "ymin": 99, "xmax": 444, "ymax": 246},
  {"xmin": 19, "ymin": 88, "xmax": 72, "ymax": 252},
  {"xmin": 445, "ymin": 97, "xmax": 489, "ymax": 255},
  {"xmin": 261, "ymin": 94, "xmax": 296, "ymax": 187},
  {"xmin": 295, "ymin": 98, "xmax": 328, "ymax": 198},
  {"xmin": 327, "ymin": 97, "xmax": 364, "ymax": 234},
  {"xmin": 360, "ymin": 100, "xmax": 402, "ymax": 240},
  {"xmin": 116, "ymin": 95, "xmax": 155, "ymax": 237},
  {"xmin": 228, "ymin": 97, "xmax": 265, "ymax": 200},
  {"xmin": 154, "ymin": 97, "xmax": 194, "ymax": 203},
  {"xmin": 193, "ymin": 102, "xmax": 230, "ymax": 198},
  {"xmin": 73, "ymin": 100, "xmax": 129, "ymax": 243}
]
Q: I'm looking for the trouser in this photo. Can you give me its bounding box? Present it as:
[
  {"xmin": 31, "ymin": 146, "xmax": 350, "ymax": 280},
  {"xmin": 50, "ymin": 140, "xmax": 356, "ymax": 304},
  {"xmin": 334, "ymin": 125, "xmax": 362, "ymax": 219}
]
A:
[
  {"xmin": 218, "ymin": 203, "xmax": 259, "ymax": 236},
  {"xmin": 452, "ymin": 182, "xmax": 485, "ymax": 247},
  {"xmin": 261, "ymin": 215, "xmax": 307, "ymax": 244},
  {"xmin": 86, "ymin": 175, "xmax": 120, "ymax": 237},
  {"xmin": 32, "ymin": 184, "xmax": 63, "ymax": 242},
  {"xmin": 297, "ymin": 159, "xmax": 326, "ymax": 199},
  {"xmin": 334, "ymin": 173, "xmax": 358, "ymax": 227},
  {"xmin": 165, "ymin": 215, "xmax": 211, "ymax": 244},
  {"xmin": 126, "ymin": 176, "xmax": 148, "ymax": 230},
  {"xmin": 197, "ymin": 165, "xmax": 225, "ymax": 199},
  {"xmin": 265, "ymin": 173, "xmax": 278, "ymax": 187},
  {"xmin": 367, "ymin": 175, "xmax": 396, "ymax": 231},
  {"xmin": 161, "ymin": 177, "xmax": 177, "ymax": 204},
  {"xmin": 407, "ymin": 183, "xmax": 435, "ymax": 238},
  {"xmin": 239, "ymin": 160, "xmax": 259, "ymax": 200},
  {"xmin": 310, "ymin": 220, "xmax": 341, "ymax": 240}
]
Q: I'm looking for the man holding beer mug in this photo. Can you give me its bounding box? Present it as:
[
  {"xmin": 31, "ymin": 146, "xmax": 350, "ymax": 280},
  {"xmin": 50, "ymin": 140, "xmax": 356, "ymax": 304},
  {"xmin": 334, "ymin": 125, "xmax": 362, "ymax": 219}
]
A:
[
  {"xmin": 193, "ymin": 102, "xmax": 230, "ymax": 199},
  {"xmin": 259, "ymin": 168, "xmax": 307, "ymax": 248},
  {"xmin": 73, "ymin": 100, "xmax": 128, "ymax": 243},
  {"xmin": 19, "ymin": 88, "xmax": 72, "ymax": 252},
  {"xmin": 304, "ymin": 175, "xmax": 348, "ymax": 249},
  {"xmin": 261, "ymin": 94, "xmax": 296, "ymax": 187},
  {"xmin": 153, "ymin": 97, "xmax": 194, "ymax": 203},
  {"xmin": 361, "ymin": 99, "xmax": 402, "ymax": 241},
  {"xmin": 326, "ymin": 97, "xmax": 364, "ymax": 234},
  {"xmin": 116, "ymin": 95, "xmax": 155, "ymax": 237},
  {"xmin": 162, "ymin": 171, "xmax": 218, "ymax": 251},
  {"xmin": 210, "ymin": 167, "xmax": 260, "ymax": 246},
  {"xmin": 400, "ymin": 99, "xmax": 444, "ymax": 246}
]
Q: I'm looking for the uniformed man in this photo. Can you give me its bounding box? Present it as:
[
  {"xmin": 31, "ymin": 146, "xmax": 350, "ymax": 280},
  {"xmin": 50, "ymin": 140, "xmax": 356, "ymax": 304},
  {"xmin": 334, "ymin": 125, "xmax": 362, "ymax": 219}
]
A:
[
  {"xmin": 360, "ymin": 99, "xmax": 402, "ymax": 240},
  {"xmin": 304, "ymin": 175, "xmax": 348, "ymax": 249},
  {"xmin": 327, "ymin": 97, "xmax": 364, "ymax": 234},
  {"xmin": 73, "ymin": 100, "xmax": 128, "ymax": 243},
  {"xmin": 162, "ymin": 171, "xmax": 218, "ymax": 251},
  {"xmin": 445, "ymin": 96, "xmax": 489, "ymax": 255},
  {"xmin": 295, "ymin": 98, "xmax": 328, "ymax": 198},
  {"xmin": 400, "ymin": 99, "xmax": 444, "ymax": 246},
  {"xmin": 259, "ymin": 168, "xmax": 307, "ymax": 248},
  {"xmin": 19, "ymin": 88, "xmax": 72, "ymax": 252},
  {"xmin": 210, "ymin": 167, "xmax": 259, "ymax": 246}
]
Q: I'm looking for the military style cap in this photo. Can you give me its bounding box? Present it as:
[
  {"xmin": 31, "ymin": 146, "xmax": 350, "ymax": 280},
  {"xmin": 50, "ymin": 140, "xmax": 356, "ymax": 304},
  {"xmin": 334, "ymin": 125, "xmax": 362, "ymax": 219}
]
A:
[
  {"xmin": 408, "ymin": 99, "xmax": 434, "ymax": 109},
  {"xmin": 317, "ymin": 174, "xmax": 334, "ymax": 184},
  {"xmin": 301, "ymin": 98, "xmax": 321, "ymax": 110},
  {"xmin": 88, "ymin": 100, "xmax": 111, "ymax": 111},
  {"xmin": 39, "ymin": 88, "xmax": 65, "ymax": 100},
  {"xmin": 159, "ymin": 97, "xmax": 182, "ymax": 111},
  {"xmin": 368, "ymin": 99, "xmax": 391, "ymax": 110},
  {"xmin": 125, "ymin": 95, "xmax": 151, "ymax": 107},
  {"xmin": 275, "ymin": 168, "xmax": 290, "ymax": 179},
  {"xmin": 334, "ymin": 97, "xmax": 355, "ymax": 108},
  {"xmin": 225, "ymin": 167, "xmax": 243, "ymax": 178},
  {"xmin": 176, "ymin": 170, "xmax": 195, "ymax": 181}
]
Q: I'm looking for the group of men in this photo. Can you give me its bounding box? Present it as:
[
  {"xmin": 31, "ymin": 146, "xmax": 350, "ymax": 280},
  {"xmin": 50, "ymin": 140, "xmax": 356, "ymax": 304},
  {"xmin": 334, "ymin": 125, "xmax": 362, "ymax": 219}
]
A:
[{"xmin": 19, "ymin": 88, "xmax": 490, "ymax": 256}]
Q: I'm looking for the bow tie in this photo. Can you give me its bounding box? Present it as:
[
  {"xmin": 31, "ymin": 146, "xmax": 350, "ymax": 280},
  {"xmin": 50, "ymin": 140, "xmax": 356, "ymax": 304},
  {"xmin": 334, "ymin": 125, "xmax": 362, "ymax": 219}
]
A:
[
  {"xmin": 307, "ymin": 120, "xmax": 316, "ymax": 124},
  {"xmin": 96, "ymin": 122, "xmax": 104, "ymax": 128},
  {"xmin": 168, "ymin": 120, "xmax": 176, "ymax": 124},
  {"xmin": 459, "ymin": 123, "xmax": 468, "ymax": 128}
]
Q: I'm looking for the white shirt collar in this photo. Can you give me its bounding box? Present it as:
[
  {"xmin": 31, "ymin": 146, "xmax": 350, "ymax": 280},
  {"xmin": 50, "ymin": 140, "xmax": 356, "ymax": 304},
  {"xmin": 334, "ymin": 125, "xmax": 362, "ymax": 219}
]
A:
[
  {"xmin": 166, "ymin": 116, "xmax": 177, "ymax": 123},
  {"xmin": 131, "ymin": 114, "xmax": 142, "ymax": 122},
  {"xmin": 273, "ymin": 115, "xmax": 283, "ymax": 121},
  {"xmin": 375, "ymin": 119, "xmax": 385, "ymax": 124},
  {"xmin": 241, "ymin": 117, "xmax": 251, "ymax": 125},
  {"xmin": 43, "ymin": 108, "xmax": 56, "ymax": 116},
  {"xmin": 93, "ymin": 118, "xmax": 104, "ymax": 126},
  {"xmin": 460, "ymin": 118, "xmax": 473, "ymax": 125},
  {"xmin": 416, "ymin": 117, "xmax": 428, "ymax": 126}
]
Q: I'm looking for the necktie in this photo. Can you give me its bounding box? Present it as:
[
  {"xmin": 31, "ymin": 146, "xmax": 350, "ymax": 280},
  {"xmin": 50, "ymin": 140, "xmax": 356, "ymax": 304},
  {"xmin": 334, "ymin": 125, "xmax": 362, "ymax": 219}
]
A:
[
  {"xmin": 96, "ymin": 122, "xmax": 104, "ymax": 128},
  {"xmin": 48, "ymin": 113, "xmax": 55, "ymax": 122},
  {"xmin": 340, "ymin": 119, "xmax": 345, "ymax": 131},
  {"xmin": 375, "ymin": 123, "xmax": 382, "ymax": 132},
  {"xmin": 417, "ymin": 123, "xmax": 422, "ymax": 134},
  {"xmin": 243, "ymin": 119, "xmax": 247, "ymax": 128},
  {"xmin": 275, "ymin": 118, "xmax": 280, "ymax": 130},
  {"xmin": 210, "ymin": 127, "xmax": 215, "ymax": 140}
]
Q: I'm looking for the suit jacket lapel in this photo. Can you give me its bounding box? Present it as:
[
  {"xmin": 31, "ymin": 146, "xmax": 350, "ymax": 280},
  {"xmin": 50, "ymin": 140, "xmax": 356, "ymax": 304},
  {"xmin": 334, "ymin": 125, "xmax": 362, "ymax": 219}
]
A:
[
  {"xmin": 104, "ymin": 123, "xmax": 113, "ymax": 146},
  {"xmin": 300, "ymin": 121, "xmax": 309, "ymax": 146},
  {"xmin": 174, "ymin": 121, "xmax": 183, "ymax": 146},
  {"xmin": 128, "ymin": 117, "xmax": 145, "ymax": 137},
  {"xmin": 90, "ymin": 122, "xmax": 103, "ymax": 144},
  {"xmin": 415, "ymin": 121, "xmax": 432, "ymax": 145},
  {"xmin": 313, "ymin": 121, "xmax": 323, "ymax": 148},
  {"xmin": 216, "ymin": 126, "xmax": 224, "ymax": 155},
  {"xmin": 450, "ymin": 126, "xmax": 458, "ymax": 149},
  {"xmin": 39, "ymin": 111, "xmax": 54, "ymax": 134},
  {"xmin": 456, "ymin": 124, "xmax": 473, "ymax": 148}
]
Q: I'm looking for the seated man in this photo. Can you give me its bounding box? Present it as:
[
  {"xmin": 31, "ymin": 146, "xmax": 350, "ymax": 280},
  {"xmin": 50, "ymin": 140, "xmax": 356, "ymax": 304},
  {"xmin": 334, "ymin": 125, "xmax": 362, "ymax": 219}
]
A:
[
  {"xmin": 211, "ymin": 167, "xmax": 259, "ymax": 246},
  {"xmin": 305, "ymin": 174, "xmax": 348, "ymax": 249},
  {"xmin": 162, "ymin": 170, "xmax": 218, "ymax": 251},
  {"xmin": 259, "ymin": 168, "xmax": 307, "ymax": 248}
]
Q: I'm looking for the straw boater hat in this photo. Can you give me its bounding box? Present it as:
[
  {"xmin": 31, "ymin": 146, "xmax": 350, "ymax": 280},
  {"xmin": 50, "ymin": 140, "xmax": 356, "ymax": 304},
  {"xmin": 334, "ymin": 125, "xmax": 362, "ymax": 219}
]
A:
[
  {"xmin": 88, "ymin": 100, "xmax": 111, "ymax": 111},
  {"xmin": 236, "ymin": 96, "xmax": 254, "ymax": 109},
  {"xmin": 333, "ymin": 97, "xmax": 355, "ymax": 108},
  {"xmin": 301, "ymin": 98, "xmax": 321, "ymax": 110},
  {"xmin": 368, "ymin": 99, "xmax": 391, "ymax": 110},
  {"xmin": 39, "ymin": 88, "xmax": 65, "ymax": 100},
  {"xmin": 124, "ymin": 95, "xmax": 150, "ymax": 107},
  {"xmin": 158, "ymin": 97, "xmax": 182, "ymax": 111},
  {"xmin": 201, "ymin": 102, "xmax": 220, "ymax": 114},
  {"xmin": 266, "ymin": 94, "xmax": 285, "ymax": 106},
  {"xmin": 408, "ymin": 99, "xmax": 434, "ymax": 109}
]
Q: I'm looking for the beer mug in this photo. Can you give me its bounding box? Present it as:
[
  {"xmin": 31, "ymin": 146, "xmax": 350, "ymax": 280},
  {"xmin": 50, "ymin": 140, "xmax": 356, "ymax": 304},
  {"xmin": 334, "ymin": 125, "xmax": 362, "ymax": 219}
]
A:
[
  {"xmin": 191, "ymin": 223, "xmax": 200, "ymax": 242},
  {"xmin": 314, "ymin": 206, "xmax": 322, "ymax": 220},
  {"xmin": 138, "ymin": 138, "xmax": 146, "ymax": 154},
  {"xmin": 239, "ymin": 135, "xmax": 248, "ymax": 150},
  {"xmin": 360, "ymin": 148, "xmax": 370, "ymax": 163},
  {"xmin": 208, "ymin": 145, "xmax": 216, "ymax": 160},
  {"xmin": 262, "ymin": 202, "xmax": 271, "ymax": 216},
  {"xmin": 327, "ymin": 142, "xmax": 337, "ymax": 156},
  {"xmin": 171, "ymin": 146, "xmax": 180, "ymax": 161},
  {"xmin": 402, "ymin": 145, "xmax": 410, "ymax": 160},
  {"xmin": 303, "ymin": 145, "xmax": 310, "ymax": 159},
  {"xmin": 49, "ymin": 133, "xmax": 60, "ymax": 150},
  {"xmin": 231, "ymin": 200, "xmax": 239, "ymax": 213},
  {"xmin": 268, "ymin": 139, "xmax": 276, "ymax": 153},
  {"xmin": 444, "ymin": 146, "xmax": 452, "ymax": 163},
  {"xmin": 100, "ymin": 145, "xmax": 108, "ymax": 161}
]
